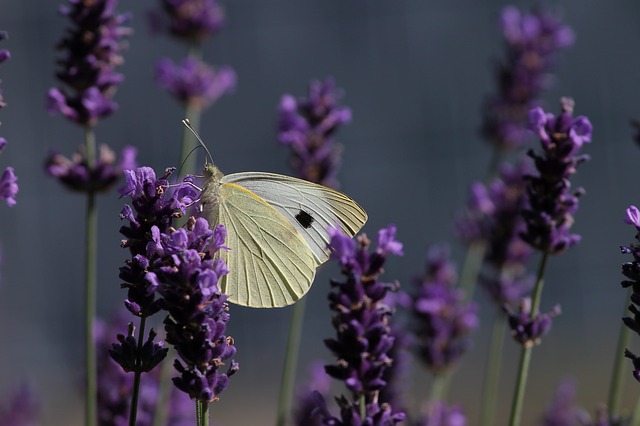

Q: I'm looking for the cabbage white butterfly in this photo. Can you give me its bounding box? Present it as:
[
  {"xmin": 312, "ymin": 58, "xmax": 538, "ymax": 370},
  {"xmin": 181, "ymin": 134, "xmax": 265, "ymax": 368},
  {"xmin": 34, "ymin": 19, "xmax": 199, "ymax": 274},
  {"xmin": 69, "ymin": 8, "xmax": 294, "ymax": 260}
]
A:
[{"xmin": 190, "ymin": 123, "xmax": 368, "ymax": 308}]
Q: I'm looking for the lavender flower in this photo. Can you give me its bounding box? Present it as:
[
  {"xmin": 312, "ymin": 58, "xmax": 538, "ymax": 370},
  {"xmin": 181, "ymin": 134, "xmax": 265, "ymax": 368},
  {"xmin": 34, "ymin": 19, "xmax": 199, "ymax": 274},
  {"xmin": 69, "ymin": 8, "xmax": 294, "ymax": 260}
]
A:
[
  {"xmin": 520, "ymin": 98, "xmax": 592, "ymax": 255},
  {"xmin": 505, "ymin": 297, "xmax": 560, "ymax": 348},
  {"xmin": 47, "ymin": 0, "xmax": 131, "ymax": 126},
  {"xmin": 482, "ymin": 5, "xmax": 574, "ymax": 151},
  {"xmin": 415, "ymin": 402, "xmax": 467, "ymax": 426},
  {"xmin": 119, "ymin": 166, "xmax": 199, "ymax": 318},
  {"xmin": 0, "ymin": 384, "xmax": 39, "ymax": 426},
  {"xmin": 157, "ymin": 0, "xmax": 225, "ymax": 44},
  {"xmin": 96, "ymin": 317, "xmax": 195, "ymax": 426},
  {"xmin": 409, "ymin": 245, "xmax": 479, "ymax": 372},
  {"xmin": 278, "ymin": 78, "xmax": 352, "ymax": 187},
  {"xmin": 155, "ymin": 57, "xmax": 236, "ymax": 109},
  {"xmin": 619, "ymin": 205, "xmax": 640, "ymax": 382},
  {"xmin": 0, "ymin": 31, "xmax": 17, "ymax": 207},
  {"xmin": 45, "ymin": 145, "xmax": 136, "ymax": 193},
  {"xmin": 294, "ymin": 362, "xmax": 331, "ymax": 426},
  {"xmin": 145, "ymin": 217, "xmax": 238, "ymax": 402},
  {"xmin": 539, "ymin": 379, "xmax": 615, "ymax": 426},
  {"xmin": 317, "ymin": 225, "xmax": 405, "ymax": 425}
]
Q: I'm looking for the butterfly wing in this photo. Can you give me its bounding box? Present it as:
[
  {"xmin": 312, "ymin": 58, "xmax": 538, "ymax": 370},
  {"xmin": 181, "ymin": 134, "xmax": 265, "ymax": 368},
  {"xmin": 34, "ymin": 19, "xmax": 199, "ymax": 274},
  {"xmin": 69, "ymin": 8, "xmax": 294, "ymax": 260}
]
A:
[
  {"xmin": 221, "ymin": 172, "xmax": 368, "ymax": 264},
  {"xmin": 213, "ymin": 181, "xmax": 318, "ymax": 308}
]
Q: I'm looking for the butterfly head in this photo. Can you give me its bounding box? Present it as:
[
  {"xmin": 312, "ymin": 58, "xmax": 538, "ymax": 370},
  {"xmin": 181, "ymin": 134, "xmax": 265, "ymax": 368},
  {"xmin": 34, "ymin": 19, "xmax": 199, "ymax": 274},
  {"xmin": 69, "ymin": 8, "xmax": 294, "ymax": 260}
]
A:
[{"xmin": 204, "ymin": 163, "xmax": 223, "ymax": 182}]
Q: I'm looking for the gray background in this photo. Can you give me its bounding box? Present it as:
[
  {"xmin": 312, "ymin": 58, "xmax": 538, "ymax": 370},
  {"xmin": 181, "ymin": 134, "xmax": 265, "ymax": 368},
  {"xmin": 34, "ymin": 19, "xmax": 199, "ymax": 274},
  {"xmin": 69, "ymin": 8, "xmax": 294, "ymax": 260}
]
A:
[{"xmin": 0, "ymin": 0, "xmax": 638, "ymax": 424}]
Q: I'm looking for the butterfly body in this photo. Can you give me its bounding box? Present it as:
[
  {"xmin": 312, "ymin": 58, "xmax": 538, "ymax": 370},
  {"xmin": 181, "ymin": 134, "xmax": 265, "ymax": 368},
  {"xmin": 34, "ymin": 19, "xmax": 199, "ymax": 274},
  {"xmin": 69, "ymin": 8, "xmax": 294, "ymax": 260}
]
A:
[{"xmin": 198, "ymin": 162, "xmax": 367, "ymax": 308}]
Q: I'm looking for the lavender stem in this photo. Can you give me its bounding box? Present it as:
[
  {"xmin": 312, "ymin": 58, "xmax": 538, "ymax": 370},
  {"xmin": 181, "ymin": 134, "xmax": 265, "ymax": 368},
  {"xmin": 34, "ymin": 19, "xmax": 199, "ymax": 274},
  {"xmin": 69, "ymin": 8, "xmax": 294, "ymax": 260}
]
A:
[
  {"xmin": 128, "ymin": 316, "xmax": 147, "ymax": 426},
  {"xmin": 508, "ymin": 250, "xmax": 549, "ymax": 426},
  {"xmin": 608, "ymin": 288, "xmax": 633, "ymax": 419},
  {"xmin": 84, "ymin": 125, "xmax": 97, "ymax": 426},
  {"xmin": 458, "ymin": 240, "xmax": 487, "ymax": 301},
  {"xmin": 276, "ymin": 298, "xmax": 306, "ymax": 426},
  {"xmin": 196, "ymin": 400, "xmax": 209, "ymax": 426},
  {"xmin": 152, "ymin": 347, "xmax": 174, "ymax": 426},
  {"xmin": 480, "ymin": 313, "xmax": 507, "ymax": 426},
  {"xmin": 428, "ymin": 372, "xmax": 450, "ymax": 403}
]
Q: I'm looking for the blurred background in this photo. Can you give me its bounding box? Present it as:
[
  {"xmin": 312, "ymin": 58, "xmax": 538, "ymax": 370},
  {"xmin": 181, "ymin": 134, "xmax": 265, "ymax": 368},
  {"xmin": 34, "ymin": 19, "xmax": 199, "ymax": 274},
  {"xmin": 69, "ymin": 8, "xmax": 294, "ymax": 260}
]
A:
[{"xmin": 0, "ymin": 0, "xmax": 638, "ymax": 424}]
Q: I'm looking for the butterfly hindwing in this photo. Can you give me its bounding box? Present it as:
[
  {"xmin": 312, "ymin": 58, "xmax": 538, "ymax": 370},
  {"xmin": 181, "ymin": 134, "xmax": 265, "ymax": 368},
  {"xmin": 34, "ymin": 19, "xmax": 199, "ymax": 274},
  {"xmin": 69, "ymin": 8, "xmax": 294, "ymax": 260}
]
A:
[
  {"xmin": 214, "ymin": 182, "xmax": 317, "ymax": 308},
  {"xmin": 222, "ymin": 172, "xmax": 368, "ymax": 264}
]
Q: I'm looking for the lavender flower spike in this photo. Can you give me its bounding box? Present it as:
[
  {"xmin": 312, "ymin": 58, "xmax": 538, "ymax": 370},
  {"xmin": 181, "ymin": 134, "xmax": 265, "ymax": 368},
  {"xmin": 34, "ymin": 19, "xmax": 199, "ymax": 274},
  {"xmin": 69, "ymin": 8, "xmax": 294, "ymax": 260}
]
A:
[
  {"xmin": 520, "ymin": 98, "xmax": 592, "ymax": 255},
  {"xmin": 505, "ymin": 297, "xmax": 560, "ymax": 348},
  {"xmin": 410, "ymin": 244, "xmax": 479, "ymax": 372},
  {"xmin": 482, "ymin": 6, "xmax": 574, "ymax": 151},
  {"xmin": 318, "ymin": 225, "xmax": 405, "ymax": 425},
  {"xmin": 158, "ymin": 0, "xmax": 225, "ymax": 44},
  {"xmin": 156, "ymin": 57, "xmax": 236, "ymax": 109},
  {"xmin": 146, "ymin": 217, "xmax": 238, "ymax": 402},
  {"xmin": 47, "ymin": 0, "xmax": 132, "ymax": 126},
  {"xmin": 278, "ymin": 77, "xmax": 352, "ymax": 187},
  {"xmin": 0, "ymin": 31, "xmax": 17, "ymax": 207}
]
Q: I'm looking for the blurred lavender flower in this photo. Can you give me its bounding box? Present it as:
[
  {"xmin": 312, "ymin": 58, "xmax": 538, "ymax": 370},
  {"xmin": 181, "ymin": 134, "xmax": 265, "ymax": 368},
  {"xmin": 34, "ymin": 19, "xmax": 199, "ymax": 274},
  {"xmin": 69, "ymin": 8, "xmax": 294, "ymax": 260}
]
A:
[
  {"xmin": 0, "ymin": 384, "xmax": 40, "ymax": 426},
  {"xmin": 620, "ymin": 205, "xmax": 640, "ymax": 382},
  {"xmin": 156, "ymin": 57, "xmax": 236, "ymax": 109},
  {"xmin": 0, "ymin": 31, "xmax": 17, "ymax": 207},
  {"xmin": 45, "ymin": 145, "xmax": 136, "ymax": 193},
  {"xmin": 539, "ymin": 379, "xmax": 615, "ymax": 426},
  {"xmin": 47, "ymin": 0, "xmax": 132, "ymax": 126},
  {"xmin": 505, "ymin": 297, "xmax": 560, "ymax": 348},
  {"xmin": 119, "ymin": 166, "xmax": 200, "ymax": 318},
  {"xmin": 456, "ymin": 161, "xmax": 534, "ymax": 306},
  {"xmin": 156, "ymin": 0, "xmax": 225, "ymax": 44},
  {"xmin": 293, "ymin": 362, "xmax": 331, "ymax": 426},
  {"xmin": 414, "ymin": 402, "xmax": 467, "ymax": 426},
  {"xmin": 482, "ymin": 5, "xmax": 574, "ymax": 151},
  {"xmin": 278, "ymin": 78, "xmax": 352, "ymax": 188},
  {"xmin": 317, "ymin": 225, "xmax": 405, "ymax": 425},
  {"xmin": 96, "ymin": 317, "xmax": 195, "ymax": 426},
  {"xmin": 520, "ymin": 98, "xmax": 592, "ymax": 255},
  {"xmin": 409, "ymin": 245, "xmax": 479, "ymax": 372},
  {"xmin": 145, "ymin": 217, "xmax": 238, "ymax": 402}
]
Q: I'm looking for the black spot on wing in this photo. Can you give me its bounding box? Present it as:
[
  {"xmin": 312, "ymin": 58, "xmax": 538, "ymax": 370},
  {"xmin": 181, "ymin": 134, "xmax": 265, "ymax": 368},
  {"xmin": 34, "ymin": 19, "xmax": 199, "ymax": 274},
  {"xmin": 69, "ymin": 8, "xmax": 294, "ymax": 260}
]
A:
[{"xmin": 295, "ymin": 210, "xmax": 314, "ymax": 229}]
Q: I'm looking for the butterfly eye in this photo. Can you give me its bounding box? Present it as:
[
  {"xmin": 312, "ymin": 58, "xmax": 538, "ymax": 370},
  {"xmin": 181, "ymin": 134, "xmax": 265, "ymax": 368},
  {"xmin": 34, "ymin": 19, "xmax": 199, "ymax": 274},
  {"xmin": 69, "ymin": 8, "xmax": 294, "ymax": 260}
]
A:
[{"xmin": 295, "ymin": 210, "xmax": 314, "ymax": 229}]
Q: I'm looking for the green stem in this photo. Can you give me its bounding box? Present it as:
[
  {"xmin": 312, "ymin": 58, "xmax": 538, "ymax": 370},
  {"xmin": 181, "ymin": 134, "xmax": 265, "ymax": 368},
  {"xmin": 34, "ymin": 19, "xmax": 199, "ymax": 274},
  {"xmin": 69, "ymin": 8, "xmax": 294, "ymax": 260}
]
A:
[
  {"xmin": 84, "ymin": 126, "xmax": 97, "ymax": 426},
  {"xmin": 632, "ymin": 392, "xmax": 640, "ymax": 426},
  {"xmin": 480, "ymin": 313, "xmax": 507, "ymax": 426},
  {"xmin": 196, "ymin": 400, "xmax": 209, "ymax": 426},
  {"xmin": 508, "ymin": 250, "xmax": 549, "ymax": 426},
  {"xmin": 458, "ymin": 241, "xmax": 487, "ymax": 301},
  {"xmin": 180, "ymin": 43, "xmax": 204, "ymax": 177},
  {"xmin": 428, "ymin": 372, "xmax": 450, "ymax": 403},
  {"xmin": 359, "ymin": 394, "xmax": 366, "ymax": 420},
  {"xmin": 128, "ymin": 317, "xmax": 147, "ymax": 426},
  {"xmin": 276, "ymin": 298, "xmax": 307, "ymax": 426},
  {"xmin": 608, "ymin": 288, "xmax": 632, "ymax": 420},
  {"xmin": 152, "ymin": 346, "xmax": 174, "ymax": 426}
]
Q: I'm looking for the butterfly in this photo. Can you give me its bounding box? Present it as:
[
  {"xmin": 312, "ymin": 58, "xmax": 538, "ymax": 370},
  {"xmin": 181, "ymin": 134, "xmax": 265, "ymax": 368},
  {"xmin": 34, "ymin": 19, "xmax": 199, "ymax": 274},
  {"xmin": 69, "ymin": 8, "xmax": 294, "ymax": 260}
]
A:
[{"xmin": 198, "ymin": 162, "xmax": 367, "ymax": 308}]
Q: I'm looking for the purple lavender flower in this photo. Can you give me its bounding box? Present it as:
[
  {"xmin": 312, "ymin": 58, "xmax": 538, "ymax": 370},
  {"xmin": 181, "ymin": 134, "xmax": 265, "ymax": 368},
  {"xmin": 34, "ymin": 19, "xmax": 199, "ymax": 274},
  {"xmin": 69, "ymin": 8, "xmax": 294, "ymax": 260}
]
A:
[
  {"xmin": 0, "ymin": 32, "xmax": 17, "ymax": 207},
  {"xmin": 47, "ymin": 0, "xmax": 131, "ymax": 126},
  {"xmin": 505, "ymin": 297, "xmax": 560, "ymax": 347},
  {"xmin": 456, "ymin": 161, "xmax": 535, "ymax": 306},
  {"xmin": 119, "ymin": 166, "xmax": 199, "ymax": 318},
  {"xmin": 482, "ymin": 5, "xmax": 574, "ymax": 151},
  {"xmin": 520, "ymin": 98, "xmax": 592, "ymax": 255},
  {"xmin": 0, "ymin": 384, "xmax": 40, "ymax": 426},
  {"xmin": 619, "ymin": 205, "xmax": 640, "ymax": 382},
  {"xmin": 157, "ymin": 0, "xmax": 225, "ymax": 44},
  {"xmin": 278, "ymin": 78, "xmax": 352, "ymax": 188},
  {"xmin": 156, "ymin": 57, "xmax": 236, "ymax": 108},
  {"xmin": 409, "ymin": 245, "xmax": 479, "ymax": 372},
  {"xmin": 45, "ymin": 145, "xmax": 136, "ymax": 193},
  {"xmin": 96, "ymin": 317, "xmax": 195, "ymax": 426},
  {"xmin": 293, "ymin": 362, "xmax": 331, "ymax": 426},
  {"xmin": 317, "ymin": 225, "xmax": 405, "ymax": 425},
  {"xmin": 539, "ymin": 379, "xmax": 616, "ymax": 426},
  {"xmin": 414, "ymin": 402, "xmax": 467, "ymax": 426},
  {"xmin": 145, "ymin": 217, "xmax": 238, "ymax": 402}
]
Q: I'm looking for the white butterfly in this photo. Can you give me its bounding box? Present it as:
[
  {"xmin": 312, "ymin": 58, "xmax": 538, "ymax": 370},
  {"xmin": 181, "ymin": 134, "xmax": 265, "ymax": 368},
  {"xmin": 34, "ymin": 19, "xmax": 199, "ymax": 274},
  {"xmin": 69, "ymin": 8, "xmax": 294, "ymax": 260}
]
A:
[{"xmin": 198, "ymin": 163, "xmax": 367, "ymax": 308}]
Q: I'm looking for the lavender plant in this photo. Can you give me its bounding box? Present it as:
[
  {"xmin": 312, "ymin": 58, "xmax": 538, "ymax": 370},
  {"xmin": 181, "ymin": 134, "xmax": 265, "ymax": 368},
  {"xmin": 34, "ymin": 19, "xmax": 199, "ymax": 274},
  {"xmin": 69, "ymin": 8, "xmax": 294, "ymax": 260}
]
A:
[
  {"xmin": 275, "ymin": 77, "xmax": 351, "ymax": 426},
  {"xmin": 45, "ymin": 2, "xmax": 134, "ymax": 424},
  {"xmin": 0, "ymin": 31, "xmax": 17, "ymax": 207},
  {"xmin": 0, "ymin": 384, "xmax": 39, "ymax": 426},
  {"xmin": 509, "ymin": 98, "xmax": 592, "ymax": 426},
  {"xmin": 315, "ymin": 225, "xmax": 405, "ymax": 425},
  {"xmin": 154, "ymin": 0, "xmax": 236, "ymax": 176}
]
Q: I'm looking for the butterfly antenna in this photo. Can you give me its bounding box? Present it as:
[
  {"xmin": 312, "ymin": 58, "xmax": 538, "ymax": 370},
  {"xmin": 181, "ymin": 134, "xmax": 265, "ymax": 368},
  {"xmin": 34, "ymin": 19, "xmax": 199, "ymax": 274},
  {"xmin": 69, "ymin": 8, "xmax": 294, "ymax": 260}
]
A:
[{"xmin": 182, "ymin": 119, "xmax": 214, "ymax": 165}]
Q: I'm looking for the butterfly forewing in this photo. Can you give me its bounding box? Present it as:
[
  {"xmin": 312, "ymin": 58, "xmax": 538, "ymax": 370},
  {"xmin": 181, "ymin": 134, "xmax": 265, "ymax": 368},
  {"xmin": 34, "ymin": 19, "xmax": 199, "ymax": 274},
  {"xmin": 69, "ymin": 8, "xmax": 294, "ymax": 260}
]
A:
[
  {"xmin": 215, "ymin": 182, "xmax": 317, "ymax": 308},
  {"xmin": 221, "ymin": 172, "xmax": 368, "ymax": 264}
]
